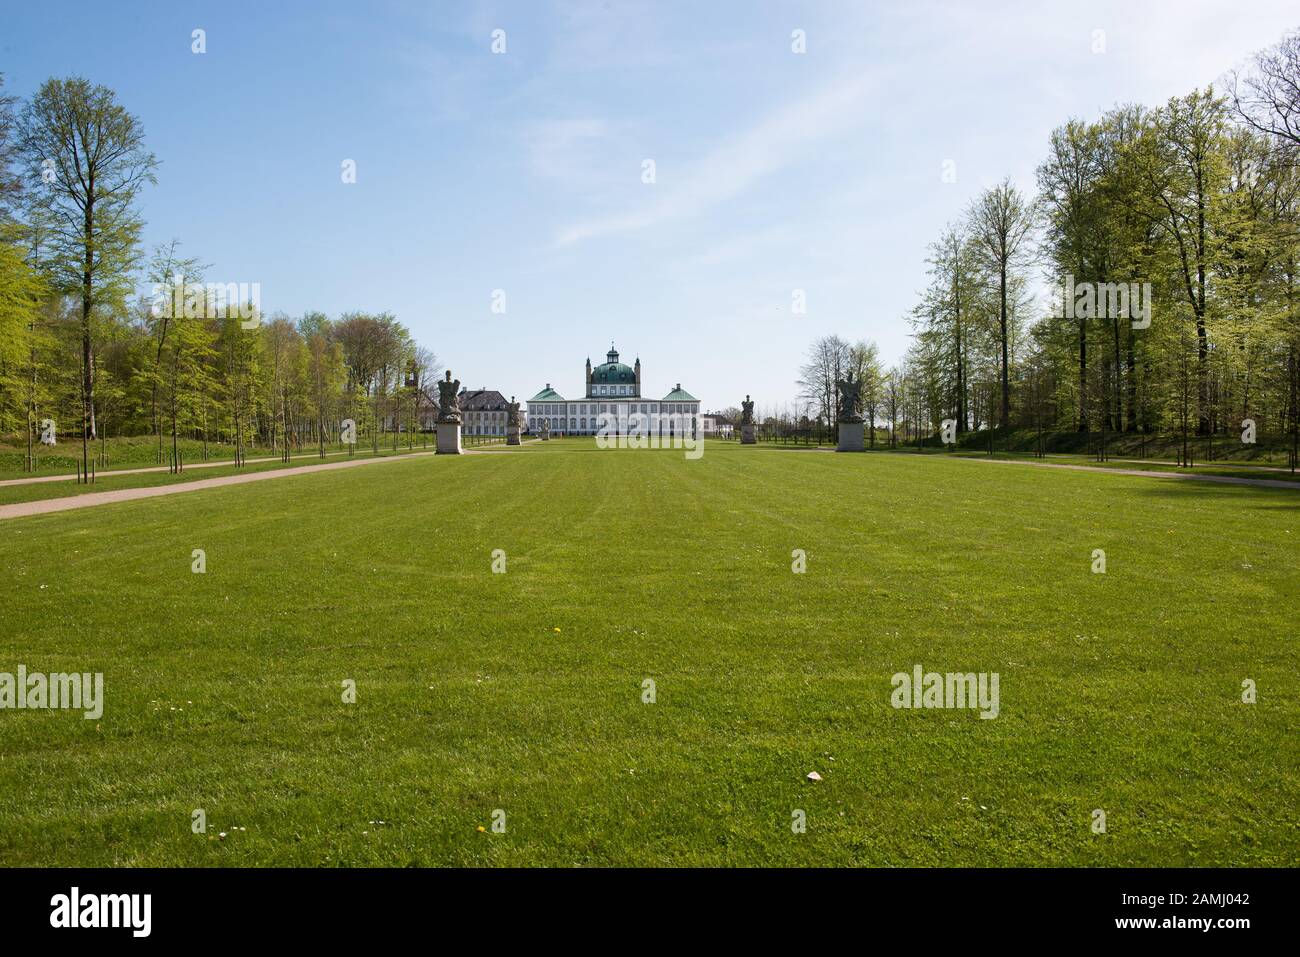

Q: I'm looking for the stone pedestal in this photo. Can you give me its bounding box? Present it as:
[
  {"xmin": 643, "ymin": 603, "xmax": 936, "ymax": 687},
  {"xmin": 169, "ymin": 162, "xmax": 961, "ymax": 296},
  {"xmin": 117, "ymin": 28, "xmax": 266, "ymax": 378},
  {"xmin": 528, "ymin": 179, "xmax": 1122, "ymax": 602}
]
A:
[
  {"xmin": 837, "ymin": 420, "xmax": 865, "ymax": 452},
  {"xmin": 506, "ymin": 425, "xmax": 521, "ymax": 446},
  {"xmin": 741, "ymin": 423, "xmax": 756, "ymax": 445},
  {"xmin": 541, "ymin": 426, "xmax": 550, "ymax": 442},
  {"xmin": 436, "ymin": 420, "xmax": 462, "ymax": 454}
]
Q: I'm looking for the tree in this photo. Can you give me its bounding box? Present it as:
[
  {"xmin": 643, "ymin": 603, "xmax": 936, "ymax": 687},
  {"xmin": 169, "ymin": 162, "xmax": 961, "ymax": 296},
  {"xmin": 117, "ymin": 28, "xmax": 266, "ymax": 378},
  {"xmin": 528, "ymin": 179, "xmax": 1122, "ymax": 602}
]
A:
[
  {"xmin": 847, "ymin": 340, "xmax": 883, "ymax": 445},
  {"xmin": 162, "ymin": 307, "xmax": 217, "ymax": 467},
  {"xmin": 0, "ymin": 74, "xmax": 22, "ymax": 218},
  {"xmin": 883, "ymin": 366, "xmax": 903, "ymax": 447},
  {"xmin": 0, "ymin": 237, "xmax": 44, "ymax": 431},
  {"xmin": 263, "ymin": 314, "xmax": 304, "ymax": 453},
  {"xmin": 0, "ymin": 77, "xmax": 44, "ymax": 434},
  {"xmin": 912, "ymin": 225, "xmax": 981, "ymax": 432},
  {"xmin": 306, "ymin": 323, "xmax": 345, "ymax": 457},
  {"xmin": 1134, "ymin": 89, "xmax": 1230, "ymax": 434},
  {"xmin": 1038, "ymin": 119, "xmax": 1106, "ymax": 431},
  {"xmin": 967, "ymin": 178, "xmax": 1035, "ymax": 429},
  {"xmin": 142, "ymin": 240, "xmax": 205, "ymax": 459},
  {"xmin": 1230, "ymin": 29, "xmax": 1300, "ymax": 153},
  {"xmin": 18, "ymin": 77, "xmax": 157, "ymax": 476},
  {"xmin": 797, "ymin": 335, "xmax": 849, "ymax": 431}
]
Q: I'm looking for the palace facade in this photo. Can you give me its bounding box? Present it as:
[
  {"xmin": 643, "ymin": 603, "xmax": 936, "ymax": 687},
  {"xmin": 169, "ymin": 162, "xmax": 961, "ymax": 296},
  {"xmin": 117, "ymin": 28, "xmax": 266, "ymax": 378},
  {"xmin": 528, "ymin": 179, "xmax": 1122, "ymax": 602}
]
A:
[
  {"xmin": 527, "ymin": 345, "xmax": 699, "ymax": 436},
  {"xmin": 459, "ymin": 389, "xmax": 510, "ymax": 436}
]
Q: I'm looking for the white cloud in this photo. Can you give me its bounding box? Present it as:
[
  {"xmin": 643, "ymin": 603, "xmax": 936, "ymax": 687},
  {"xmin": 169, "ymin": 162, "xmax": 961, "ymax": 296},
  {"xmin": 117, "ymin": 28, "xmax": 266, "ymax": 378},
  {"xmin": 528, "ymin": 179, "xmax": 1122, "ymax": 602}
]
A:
[{"xmin": 555, "ymin": 71, "xmax": 878, "ymax": 245}]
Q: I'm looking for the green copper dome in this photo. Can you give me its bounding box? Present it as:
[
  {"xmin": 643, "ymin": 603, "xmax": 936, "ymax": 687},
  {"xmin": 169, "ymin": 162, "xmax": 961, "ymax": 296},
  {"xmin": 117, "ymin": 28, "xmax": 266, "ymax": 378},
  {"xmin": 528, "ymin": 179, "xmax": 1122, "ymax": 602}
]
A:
[
  {"xmin": 590, "ymin": 345, "xmax": 637, "ymax": 384},
  {"xmin": 591, "ymin": 362, "xmax": 635, "ymax": 383}
]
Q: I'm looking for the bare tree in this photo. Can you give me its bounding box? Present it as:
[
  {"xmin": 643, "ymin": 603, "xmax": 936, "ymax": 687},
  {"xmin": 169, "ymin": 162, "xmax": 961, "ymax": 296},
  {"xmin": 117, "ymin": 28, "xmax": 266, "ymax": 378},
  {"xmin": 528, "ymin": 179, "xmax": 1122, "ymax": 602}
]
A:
[
  {"xmin": 797, "ymin": 335, "xmax": 849, "ymax": 430},
  {"xmin": 1230, "ymin": 29, "xmax": 1300, "ymax": 153}
]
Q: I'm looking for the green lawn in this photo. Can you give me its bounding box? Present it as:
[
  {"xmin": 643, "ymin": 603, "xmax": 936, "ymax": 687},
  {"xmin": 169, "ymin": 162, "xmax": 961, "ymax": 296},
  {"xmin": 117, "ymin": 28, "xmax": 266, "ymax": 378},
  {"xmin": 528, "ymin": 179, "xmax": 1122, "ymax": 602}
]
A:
[{"xmin": 0, "ymin": 439, "xmax": 1295, "ymax": 866}]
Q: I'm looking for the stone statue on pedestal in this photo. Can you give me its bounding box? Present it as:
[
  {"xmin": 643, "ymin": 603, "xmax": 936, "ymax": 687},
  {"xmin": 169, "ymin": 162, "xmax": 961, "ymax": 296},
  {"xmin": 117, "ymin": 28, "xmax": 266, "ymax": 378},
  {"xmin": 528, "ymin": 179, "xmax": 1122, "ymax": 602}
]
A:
[
  {"xmin": 836, "ymin": 372, "xmax": 864, "ymax": 423},
  {"xmin": 506, "ymin": 396, "xmax": 522, "ymax": 446},
  {"xmin": 835, "ymin": 373, "xmax": 865, "ymax": 451},
  {"xmin": 740, "ymin": 395, "xmax": 756, "ymax": 445},
  {"xmin": 437, "ymin": 370, "xmax": 462, "ymax": 423},
  {"xmin": 436, "ymin": 370, "xmax": 463, "ymax": 454}
]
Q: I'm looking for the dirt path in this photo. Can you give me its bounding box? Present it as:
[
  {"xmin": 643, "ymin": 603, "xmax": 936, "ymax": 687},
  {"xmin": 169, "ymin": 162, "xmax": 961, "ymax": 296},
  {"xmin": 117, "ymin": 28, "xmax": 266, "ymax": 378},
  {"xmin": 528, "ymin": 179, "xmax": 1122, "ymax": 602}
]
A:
[
  {"xmin": 755, "ymin": 444, "xmax": 1299, "ymax": 488},
  {"xmin": 0, "ymin": 449, "xmax": 451, "ymax": 521},
  {"xmin": 1050, "ymin": 454, "xmax": 1294, "ymax": 473},
  {"xmin": 0, "ymin": 446, "xmax": 391, "ymax": 488}
]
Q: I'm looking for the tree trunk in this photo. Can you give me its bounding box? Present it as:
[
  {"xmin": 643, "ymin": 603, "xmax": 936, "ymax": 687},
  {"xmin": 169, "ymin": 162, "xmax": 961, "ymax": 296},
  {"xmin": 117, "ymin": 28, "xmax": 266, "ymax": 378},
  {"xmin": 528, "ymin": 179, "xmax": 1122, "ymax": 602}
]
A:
[{"xmin": 999, "ymin": 263, "xmax": 1009, "ymax": 429}]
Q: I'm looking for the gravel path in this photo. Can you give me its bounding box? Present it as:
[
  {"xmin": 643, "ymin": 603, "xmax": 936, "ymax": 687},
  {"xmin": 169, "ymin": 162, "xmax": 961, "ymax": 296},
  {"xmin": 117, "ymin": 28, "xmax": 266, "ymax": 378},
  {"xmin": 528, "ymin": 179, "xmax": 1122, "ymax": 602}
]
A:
[
  {"xmin": 0, "ymin": 449, "xmax": 447, "ymax": 521},
  {"xmin": 953, "ymin": 453, "xmax": 1300, "ymax": 489},
  {"xmin": 0, "ymin": 446, "xmax": 391, "ymax": 487}
]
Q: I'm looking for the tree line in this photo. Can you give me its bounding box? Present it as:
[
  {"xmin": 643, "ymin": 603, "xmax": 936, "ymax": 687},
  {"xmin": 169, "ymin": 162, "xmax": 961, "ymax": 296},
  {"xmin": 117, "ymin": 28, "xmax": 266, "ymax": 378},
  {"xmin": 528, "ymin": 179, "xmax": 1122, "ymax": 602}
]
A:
[
  {"xmin": 0, "ymin": 76, "xmax": 441, "ymax": 471},
  {"xmin": 800, "ymin": 28, "xmax": 1300, "ymax": 461}
]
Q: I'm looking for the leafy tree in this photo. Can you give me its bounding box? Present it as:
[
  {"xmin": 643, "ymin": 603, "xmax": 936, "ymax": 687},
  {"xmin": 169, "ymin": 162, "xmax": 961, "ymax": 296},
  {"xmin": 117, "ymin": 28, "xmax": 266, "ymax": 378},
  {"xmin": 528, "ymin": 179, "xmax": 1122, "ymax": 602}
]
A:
[{"xmin": 17, "ymin": 77, "xmax": 157, "ymax": 472}]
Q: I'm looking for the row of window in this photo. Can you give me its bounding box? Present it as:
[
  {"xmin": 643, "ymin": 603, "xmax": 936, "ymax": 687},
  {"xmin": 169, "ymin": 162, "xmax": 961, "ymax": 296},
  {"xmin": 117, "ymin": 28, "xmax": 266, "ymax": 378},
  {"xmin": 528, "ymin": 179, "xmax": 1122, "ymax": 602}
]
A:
[
  {"xmin": 591, "ymin": 384, "xmax": 636, "ymax": 396},
  {"xmin": 531, "ymin": 402, "xmax": 697, "ymax": 415},
  {"xmin": 528, "ymin": 418, "xmax": 696, "ymax": 432}
]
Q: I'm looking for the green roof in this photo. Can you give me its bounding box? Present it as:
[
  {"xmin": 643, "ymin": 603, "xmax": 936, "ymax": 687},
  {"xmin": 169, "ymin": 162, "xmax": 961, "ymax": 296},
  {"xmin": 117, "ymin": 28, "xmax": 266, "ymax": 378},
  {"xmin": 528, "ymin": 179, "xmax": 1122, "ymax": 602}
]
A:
[
  {"xmin": 530, "ymin": 386, "xmax": 565, "ymax": 401},
  {"xmin": 591, "ymin": 362, "xmax": 635, "ymax": 384},
  {"xmin": 661, "ymin": 386, "xmax": 697, "ymax": 401}
]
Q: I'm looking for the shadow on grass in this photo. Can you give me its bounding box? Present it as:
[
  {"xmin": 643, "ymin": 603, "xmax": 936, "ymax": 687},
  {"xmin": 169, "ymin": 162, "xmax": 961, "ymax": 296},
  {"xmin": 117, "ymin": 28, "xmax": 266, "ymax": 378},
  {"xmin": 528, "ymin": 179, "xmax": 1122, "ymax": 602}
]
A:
[{"xmin": 1129, "ymin": 479, "xmax": 1300, "ymax": 511}]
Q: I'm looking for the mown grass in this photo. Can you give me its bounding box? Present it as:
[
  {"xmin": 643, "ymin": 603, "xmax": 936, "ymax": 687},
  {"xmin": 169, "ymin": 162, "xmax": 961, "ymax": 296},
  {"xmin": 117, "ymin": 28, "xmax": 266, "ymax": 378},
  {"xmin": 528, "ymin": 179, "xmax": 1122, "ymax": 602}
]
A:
[{"xmin": 0, "ymin": 439, "xmax": 1295, "ymax": 866}]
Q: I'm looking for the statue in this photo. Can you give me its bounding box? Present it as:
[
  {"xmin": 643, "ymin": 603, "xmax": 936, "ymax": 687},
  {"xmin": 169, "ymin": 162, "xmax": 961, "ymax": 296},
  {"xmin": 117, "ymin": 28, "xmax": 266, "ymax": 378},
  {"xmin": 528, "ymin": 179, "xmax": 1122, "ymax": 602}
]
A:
[
  {"xmin": 506, "ymin": 395, "xmax": 522, "ymax": 446},
  {"xmin": 437, "ymin": 370, "xmax": 462, "ymax": 423},
  {"xmin": 836, "ymin": 372, "xmax": 863, "ymax": 423},
  {"xmin": 740, "ymin": 395, "xmax": 757, "ymax": 445}
]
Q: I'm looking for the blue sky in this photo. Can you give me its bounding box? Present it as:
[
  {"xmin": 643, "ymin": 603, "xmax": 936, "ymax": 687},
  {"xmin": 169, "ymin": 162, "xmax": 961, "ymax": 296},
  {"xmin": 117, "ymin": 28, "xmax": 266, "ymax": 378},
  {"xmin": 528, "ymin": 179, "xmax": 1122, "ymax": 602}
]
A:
[{"xmin": 3, "ymin": 0, "xmax": 1296, "ymax": 412}]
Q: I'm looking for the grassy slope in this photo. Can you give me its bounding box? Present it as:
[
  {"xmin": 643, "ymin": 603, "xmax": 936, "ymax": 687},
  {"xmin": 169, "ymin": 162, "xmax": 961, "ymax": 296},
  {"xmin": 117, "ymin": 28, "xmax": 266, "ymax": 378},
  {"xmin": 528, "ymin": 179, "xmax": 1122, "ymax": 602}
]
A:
[{"xmin": 0, "ymin": 439, "xmax": 1295, "ymax": 866}]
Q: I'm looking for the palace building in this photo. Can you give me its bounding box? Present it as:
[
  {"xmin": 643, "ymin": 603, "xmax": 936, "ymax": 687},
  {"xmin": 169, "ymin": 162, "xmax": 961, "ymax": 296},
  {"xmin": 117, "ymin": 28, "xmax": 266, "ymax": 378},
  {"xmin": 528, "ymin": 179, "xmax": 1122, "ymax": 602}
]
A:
[
  {"xmin": 527, "ymin": 345, "xmax": 700, "ymax": 436},
  {"xmin": 459, "ymin": 389, "xmax": 510, "ymax": 436}
]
